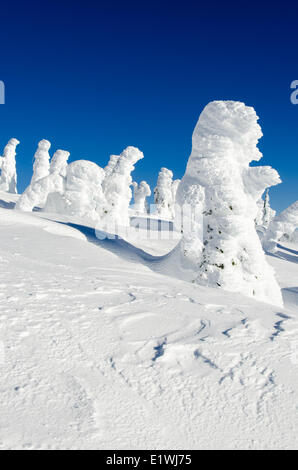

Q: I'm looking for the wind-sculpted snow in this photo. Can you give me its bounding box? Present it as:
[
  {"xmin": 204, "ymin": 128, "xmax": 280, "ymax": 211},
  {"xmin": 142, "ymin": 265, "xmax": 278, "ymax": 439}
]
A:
[
  {"xmin": 101, "ymin": 146, "xmax": 144, "ymax": 230},
  {"xmin": 154, "ymin": 168, "xmax": 178, "ymax": 219},
  {"xmin": 15, "ymin": 150, "xmax": 70, "ymax": 212},
  {"xmin": 45, "ymin": 160, "xmax": 106, "ymax": 221},
  {"xmin": 132, "ymin": 181, "xmax": 151, "ymax": 214},
  {"xmin": 174, "ymin": 101, "xmax": 282, "ymax": 306},
  {"xmin": 256, "ymin": 189, "xmax": 276, "ymax": 230},
  {"xmin": 0, "ymin": 193, "xmax": 298, "ymax": 449},
  {"xmin": 0, "ymin": 138, "xmax": 20, "ymax": 194},
  {"xmin": 30, "ymin": 140, "xmax": 51, "ymax": 185},
  {"xmin": 263, "ymin": 201, "xmax": 298, "ymax": 253}
]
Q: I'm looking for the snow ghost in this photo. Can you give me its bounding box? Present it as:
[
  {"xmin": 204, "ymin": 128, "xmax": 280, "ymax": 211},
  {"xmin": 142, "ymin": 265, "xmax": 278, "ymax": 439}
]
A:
[
  {"xmin": 255, "ymin": 189, "xmax": 276, "ymax": 228},
  {"xmin": 172, "ymin": 179, "xmax": 180, "ymax": 204},
  {"xmin": 16, "ymin": 149, "xmax": 70, "ymax": 212},
  {"xmin": 101, "ymin": 146, "xmax": 144, "ymax": 231},
  {"xmin": 175, "ymin": 100, "xmax": 283, "ymax": 306},
  {"xmin": 31, "ymin": 140, "xmax": 51, "ymax": 184},
  {"xmin": 132, "ymin": 181, "xmax": 151, "ymax": 214},
  {"xmin": 263, "ymin": 201, "xmax": 298, "ymax": 253},
  {"xmin": 154, "ymin": 168, "xmax": 177, "ymax": 219},
  {"xmin": 263, "ymin": 190, "xmax": 276, "ymax": 227},
  {"xmin": 0, "ymin": 138, "xmax": 20, "ymax": 194},
  {"xmin": 103, "ymin": 154, "xmax": 120, "ymax": 182},
  {"xmin": 45, "ymin": 160, "xmax": 106, "ymax": 221}
]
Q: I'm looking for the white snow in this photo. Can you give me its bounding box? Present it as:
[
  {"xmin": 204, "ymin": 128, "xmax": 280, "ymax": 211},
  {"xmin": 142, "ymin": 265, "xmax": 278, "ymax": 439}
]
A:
[
  {"xmin": 44, "ymin": 160, "xmax": 106, "ymax": 222},
  {"xmin": 154, "ymin": 168, "xmax": 177, "ymax": 220},
  {"xmin": 30, "ymin": 139, "xmax": 51, "ymax": 185},
  {"xmin": 16, "ymin": 149, "xmax": 70, "ymax": 212},
  {"xmin": 101, "ymin": 146, "xmax": 144, "ymax": 230},
  {"xmin": 173, "ymin": 101, "xmax": 283, "ymax": 306},
  {"xmin": 0, "ymin": 138, "xmax": 20, "ymax": 194},
  {"xmin": 0, "ymin": 190, "xmax": 298, "ymax": 450},
  {"xmin": 132, "ymin": 181, "xmax": 151, "ymax": 214},
  {"xmin": 263, "ymin": 200, "xmax": 298, "ymax": 253}
]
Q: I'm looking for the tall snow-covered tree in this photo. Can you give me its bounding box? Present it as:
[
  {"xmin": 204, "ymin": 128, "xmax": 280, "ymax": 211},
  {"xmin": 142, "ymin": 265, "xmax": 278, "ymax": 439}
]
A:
[
  {"xmin": 0, "ymin": 138, "xmax": 20, "ymax": 194},
  {"xmin": 132, "ymin": 181, "xmax": 151, "ymax": 214},
  {"xmin": 154, "ymin": 168, "xmax": 175, "ymax": 219},
  {"xmin": 263, "ymin": 201, "xmax": 298, "ymax": 253},
  {"xmin": 263, "ymin": 189, "xmax": 276, "ymax": 227},
  {"xmin": 173, "ymin": 100, "xmax": 283, "ymax": 306},
  {"xmin": 103, "ymin": 154, "xmax": 120, "ymax": 183},
  {"xmin": 101, "ymin": 146, "xmax": 144, "ymax": 230},
  {"xmin": 31, "ymin": 139, "xmax": 51, "ymax": 185},
  {"xmin": 255, "ymin": 189, "xmax": 276, "ymax": 229},
  {"xmin": 171, "ymin": 179, "xmax": 180, "ymax": 205},
  {"xmin": 16, "ymin": 149, "xmax": 70, "ymax": 212},
  {"xmin": 44, "ymin": 160, "xmax": 106, "ymax": 221}
]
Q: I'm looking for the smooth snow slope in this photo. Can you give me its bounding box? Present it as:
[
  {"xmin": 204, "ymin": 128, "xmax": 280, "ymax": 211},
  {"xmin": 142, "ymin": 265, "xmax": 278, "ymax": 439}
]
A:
[{"xmin": 0, "ymin": 191, "xmax": 298, "ymax": 450}]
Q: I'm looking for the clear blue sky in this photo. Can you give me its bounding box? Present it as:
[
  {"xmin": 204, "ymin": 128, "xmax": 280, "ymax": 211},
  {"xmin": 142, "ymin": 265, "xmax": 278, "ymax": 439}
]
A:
[{"xmin": 0, "ymin": 1, "xmax": 297, "ymax": 212}]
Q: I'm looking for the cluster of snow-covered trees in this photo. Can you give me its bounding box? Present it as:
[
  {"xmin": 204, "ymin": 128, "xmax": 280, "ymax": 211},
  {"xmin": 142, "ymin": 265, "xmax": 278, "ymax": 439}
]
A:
[
  {"xmin": 1, "ymin": 137, "xmax": 182, "ymax": 224},
  {"xmin": 14, "ymin": 143, "xmax": 147, "ymax": 231},
  {"xmin": 1, "ymin": 100, "xmax": 297, "ymax": 306}
]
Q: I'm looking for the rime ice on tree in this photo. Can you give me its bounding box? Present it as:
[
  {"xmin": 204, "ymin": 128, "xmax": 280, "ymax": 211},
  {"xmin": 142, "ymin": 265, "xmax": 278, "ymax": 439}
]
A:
[
  {"xmin": 263, "ymin": 201, "xmax": 298, "ymax": 253},
  {"xmin": 132, "ymin": 181, "xmax": 151, "ymax": 214},
  {"xmin": 31, "ymin": 140, "xmax": 51, "ymax": 184},
  {"xmin": 45, "ymin": 160, "xmax": 106, "ymax": 221},
  {"xmin": 101, "ymin": 146, "xmax": 144, "ymax": 230},
  {"xmin": 16, "ymin": 149, "xmax": 70, "ymax": 212},
  {"xmin": 255, "ymin": 189, "xmax": 276, "ymax": 229},
  {"xmin": 103, "ymin": 155, "xmax": 120, "ymax": 183},
  {"xmin": 263, "ymin": 190, "xmax": 276, "ymax": 227},
  {"xmin": 0, "ymin": 138, "xmax": 20, "ymax": 194},
  {"xmin": 176, "ymin": 100, "xmax": 283, "ymax": 306},
  {"xmin": 154, "ymin": 168, "xmax": 177, "ymax": 219}
]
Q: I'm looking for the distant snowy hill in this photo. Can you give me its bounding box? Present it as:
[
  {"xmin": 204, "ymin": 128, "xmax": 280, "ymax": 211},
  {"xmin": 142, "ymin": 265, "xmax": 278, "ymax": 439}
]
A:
[{"xmin": 0, "ymin": 191, "xmax": 298, "ymax": 450}]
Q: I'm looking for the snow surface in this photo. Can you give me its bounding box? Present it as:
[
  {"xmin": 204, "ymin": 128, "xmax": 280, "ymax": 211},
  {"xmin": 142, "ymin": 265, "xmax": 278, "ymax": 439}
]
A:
[{"xmin": 0, "ymin": 191, "xmax": 298, "ymax": 450}]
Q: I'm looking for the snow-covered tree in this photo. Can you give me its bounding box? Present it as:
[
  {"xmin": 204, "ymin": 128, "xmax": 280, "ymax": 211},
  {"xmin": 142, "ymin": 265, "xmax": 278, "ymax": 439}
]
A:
[
  {"xmin": 263, "ymin": 189, "xmax": 276, "ymax": 227},
  {"xmin": 132, "ymin": 181, "xmax": 151, "ymax": 214},
  {"xmin": 263, "ymin": 201, "xmax": 298, "ymax": 253},
  {"xmin": 172, "ymin": 179, "xmax": 180, "ymax": 205},
  {"xmin": 173, "ymin": 100, "xmax": 283, "ymax": 306},
  {"xmin": 101, "ymin": 146, "xmax": 144, "ymax": 230},
  {"xmin": 255, "ymin": 189, "xmax": 276, "ymax": 229},
  {"xmin": 16, "ymin": 149, "xmax": 70, "ymax": 212},
  {"xmin": 103, "ymin": 154, "xmax": 120, "ymax": 182},
  {"xmin": 0, "ymin": 138, "xmax": 20, "ymax": 193},
  {"xmin": 44, "ymin": 160, "xmax": 106, "ymax": 221},
  {"xmin": 31, "ymin": 139, "xmax": 51, "ymax": 185},
  {"xmin": 154, "ymin": 168, "xmax": 175, "ymax": 219}
]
